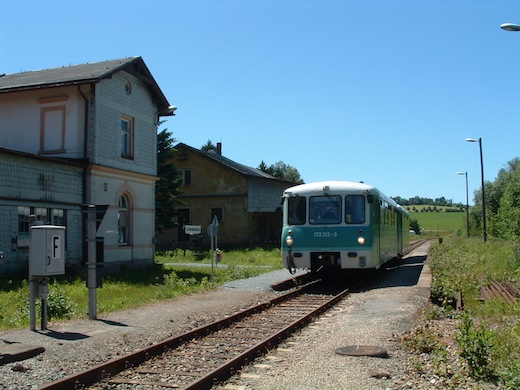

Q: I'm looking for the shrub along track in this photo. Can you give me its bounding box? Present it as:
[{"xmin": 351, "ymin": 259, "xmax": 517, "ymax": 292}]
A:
[{"xmin": 39, "ymin": 280, "xmax": 353, "ymax": 390}]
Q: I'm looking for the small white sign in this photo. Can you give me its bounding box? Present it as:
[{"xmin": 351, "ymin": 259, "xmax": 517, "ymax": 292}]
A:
[{"xmin": 185, "ymin": 225, "xmax": 202, "ymax": 235}]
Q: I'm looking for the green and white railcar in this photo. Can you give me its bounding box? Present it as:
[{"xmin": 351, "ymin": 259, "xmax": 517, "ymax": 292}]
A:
[{"xmin": 281, "ymin": 181, "xmax": 409, "ymax": 274}]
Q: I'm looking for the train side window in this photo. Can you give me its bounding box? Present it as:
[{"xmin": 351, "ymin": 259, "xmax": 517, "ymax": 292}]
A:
[
  {"xmin": 288, "ymin": 196, "xmax": 306, "ymax": 225},
  {"xmin": 345, "ymin": 195, "xmax": 365, "ymax": 224}
]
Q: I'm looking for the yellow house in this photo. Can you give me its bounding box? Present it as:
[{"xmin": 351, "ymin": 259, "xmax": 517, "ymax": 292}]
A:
[{"xmin": 164, "ymin": 142, "xmax": 298, "ymax": 249}]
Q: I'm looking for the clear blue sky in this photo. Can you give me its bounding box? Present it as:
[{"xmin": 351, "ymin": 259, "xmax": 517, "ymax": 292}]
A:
[{"xmin": 3, "ymin": 1, "xmax": 520, "ymax": 205}]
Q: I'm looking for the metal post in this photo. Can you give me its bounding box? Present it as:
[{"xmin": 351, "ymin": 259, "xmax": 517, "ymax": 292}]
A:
[
  {"xmin": 464, "ymin": 172, "xmax": 469, "ymax": 238},
  {"xmin": 210, "ymin": 227, "xmax": 215, "ymax": 284},
  {"xmin": 466, "ymin": 137, "xmax": 487, "ymax": 242},
  {"xmin": 458, "ymin": 171, "xmax": 469, "ymax": 238},
  {"xmin": 87, "ymin": 205, "xmax": 97, "ymax": 319},
  {"xmin": 29, "ymin": 278, "xmax": 36, "ymax": 331},
  {"xmin": 41, "ymin": 298, "xmax": 47, "ymax": 330},
  {"xmin": 478, "ymin": 138, "xmax": 487, "ymax": 242},
  {"xmin": 38, "ymin": 277, "xmax": 49, "ymax": 330}
]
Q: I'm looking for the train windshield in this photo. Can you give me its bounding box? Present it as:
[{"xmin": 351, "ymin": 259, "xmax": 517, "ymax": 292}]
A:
[
  {"xmin": 309, "ymin": 195, "xmax": 342, "ymax": 224},
  {"xmin": 287, "ymin": 196, "xmax": 306, "ymax": 225},
  {"xmin": 345, "ymin": 195, "xmax": 365, "ymax": 224}
]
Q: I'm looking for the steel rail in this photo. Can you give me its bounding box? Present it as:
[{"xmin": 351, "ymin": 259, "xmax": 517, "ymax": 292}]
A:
[
  {"xmin": 182, "ymin": 286, "xmax": 350, "ymax": 390},
  {"xmin": 39, "ymin": 282, "xmax": 320, "ymax": 390},
  {"xmin": 39, "ymin": 238, "xmax": 424, "ymax": 390}
]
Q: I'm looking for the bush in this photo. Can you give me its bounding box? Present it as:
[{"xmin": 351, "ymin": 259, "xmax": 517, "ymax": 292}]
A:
[
  {"xmin": 455, "ymin": 313, "xmax": 495, "ymax": 380},
  {"xmin": 429, "ymin": 236, "xmax": 519, "ymax": 387},
  {"xmin": 46, "ymin": 280, "xmax": 77, "ymax": 320}
]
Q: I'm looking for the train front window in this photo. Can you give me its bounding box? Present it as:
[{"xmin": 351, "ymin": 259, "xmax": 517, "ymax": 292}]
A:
[
  {"xmin": 287, "ymin": 196, "xmax": 306, "ymax": 225},
  {"xmin": 309, "ymin": 195, "xmax": 342, "ymax": 224},
  {"xmin": 345, "ymin": 195, "xmax": 365, "ymax": 224}
]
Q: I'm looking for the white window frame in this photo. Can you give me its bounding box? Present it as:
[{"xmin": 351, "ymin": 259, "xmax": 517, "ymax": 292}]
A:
[
  {"xmin": 121, "ymin": 114, "xmax": 134, "ymax": 158},
  {"xmin": 40, "ymin": 106, "xmax": 66, "ymax": 154},
  {"xmin": 118, "ymin": 194, "xmax": 130, "ymax": 245},
  {"xmin": 179, "ymin": 169, "xmax": 193, "ymax": 186}
]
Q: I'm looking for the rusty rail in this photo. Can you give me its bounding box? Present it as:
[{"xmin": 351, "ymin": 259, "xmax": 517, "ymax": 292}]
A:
[
  {"xmin": 480, "ymin": 279, "xmax": 519, "ymax": 304},
  {"xmin": 39, "ymin": 280, "xmax": 349, "ymax": 390}
]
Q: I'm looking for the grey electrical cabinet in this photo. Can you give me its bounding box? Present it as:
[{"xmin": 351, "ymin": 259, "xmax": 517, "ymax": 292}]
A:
[{"xmin": 29, "ymin": 225, "xmax": 66, "ymax": 276}]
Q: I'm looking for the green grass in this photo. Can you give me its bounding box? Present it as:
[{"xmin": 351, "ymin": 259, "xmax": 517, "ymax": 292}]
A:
[
  {"xmin": 409, "ymin": 211, "xmax": 466, "ymax": 236},
  {"xmin": 0, "ymin": 248, "xmax": 283, "ymax": 330},
  {"xmin": 156, "ymin": 247, "xmax": 283, "ymax": 268}
]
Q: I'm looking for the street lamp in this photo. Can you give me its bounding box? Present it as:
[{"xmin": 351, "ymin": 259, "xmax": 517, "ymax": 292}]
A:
[
  {"xmin": 457, "ymin": 171, "xmax": 469, "ymax": 238},
  {"xmin": 466, "ymin": 138, "xmax": 487, "ymax": 242},
  {"xmin": 500, "ymin": 23, "xmax": 520, "ymax": 32}
]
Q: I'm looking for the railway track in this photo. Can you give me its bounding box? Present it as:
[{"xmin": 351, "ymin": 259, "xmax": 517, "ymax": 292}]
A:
[
  {"xmin": 40, "ymin": 281, "xmax": 350, "ymax": 390},
  {"xmin": 40, "ymin": 242, "xmax": 428, "ymax": 389}
]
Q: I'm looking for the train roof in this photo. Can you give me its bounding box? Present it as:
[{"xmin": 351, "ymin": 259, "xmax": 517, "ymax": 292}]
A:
[
  {"xmin": 283, "ymin": 180, "xmax": 402, "ymax": 209},
  {"xmin": 283, "ymin": 181, "xmax": 375, "ymax": 195}
]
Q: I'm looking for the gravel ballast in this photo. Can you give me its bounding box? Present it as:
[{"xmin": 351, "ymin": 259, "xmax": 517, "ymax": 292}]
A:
[{"xmin": 0, "ymin": 241, "xmax": 480, "ymax": 390}]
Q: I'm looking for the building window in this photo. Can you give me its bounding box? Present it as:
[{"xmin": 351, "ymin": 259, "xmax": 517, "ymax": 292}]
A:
[
  {"xmin": 210, "ymin": 208, "xmax": 223, "ymax": 223},
  {"xmin": 51, "ymin": 208, "xmax": 66, "ymax": 226},
  {"xmin": 40, "ymin": 106, "xmax": 66, "ymax": 154},
  {"xmin": 118, "ymin": 195, "xmax": 130, "ymax": 245},
  {"xmin": 125, "ymin": 80, "xmax": 132, "ymax": 95},
  {"xmin": 179, "ymin": 169, "xmax": 192, "ymax": 186},
  {"xmin": 177, "ymin": 208, "xmax": 191, "ymax": 226},
  {"xmin": 121, "ymin": 114, "xmax": 134, "ymax": 158},
  {"xmin": 34, "ymin": 207, "xmax": 48, "ymax": 224},
  {"xmin": 17, "ymin": 206, "xmax": 66, "ymax": 248},
  {"xmin": 17, "ymin": 206, "xmax": 31, "ymax": 248}
]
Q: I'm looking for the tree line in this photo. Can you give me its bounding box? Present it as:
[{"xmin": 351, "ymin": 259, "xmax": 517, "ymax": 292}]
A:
[
  {"xmin": 470, "ymin": 157, "xmax": 520, "ymax": 240},
  {"xmin": 392, "ymin": 195, "xmax": 463, "ymax": 208}
]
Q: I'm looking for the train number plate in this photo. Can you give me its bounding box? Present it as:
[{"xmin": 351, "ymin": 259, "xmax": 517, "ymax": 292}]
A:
[{"xmin": 313, "ymin": 231, "xmax": 338, "ymax": 238}]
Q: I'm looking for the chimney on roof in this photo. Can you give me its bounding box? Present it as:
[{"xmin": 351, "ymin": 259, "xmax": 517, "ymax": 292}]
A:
[{"xmin": 216, "ymin": 142, "xmax": 222, "ymax": 156}]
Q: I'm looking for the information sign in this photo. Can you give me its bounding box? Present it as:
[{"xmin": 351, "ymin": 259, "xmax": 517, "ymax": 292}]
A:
[{"xmin": 184, "ymin": 225, "xmax": 202, "ymax": 235}]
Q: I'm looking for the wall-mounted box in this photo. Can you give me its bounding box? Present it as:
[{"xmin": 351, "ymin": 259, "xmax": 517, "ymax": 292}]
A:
[{"xmin": 29, "ymin": 225, "xmax": 66, "ymax": 277}]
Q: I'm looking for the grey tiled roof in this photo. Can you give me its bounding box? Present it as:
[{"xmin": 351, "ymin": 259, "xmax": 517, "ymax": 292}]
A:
[
  {"xmin": 0, "ymin": 57, "xmax": 170, "ymax": 111},
  {"xmin": 176, "ymin": 143, "xmax": 293, "ymax": 182}
]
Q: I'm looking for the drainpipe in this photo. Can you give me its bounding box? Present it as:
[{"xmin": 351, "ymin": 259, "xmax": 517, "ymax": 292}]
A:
[
  {"xmin": 77, "ymin": 84, "xmax": 93, "ymax": 205},
  {"xmin": 78, "ymin": 84, "xmax": 92, "ymax": 272}
]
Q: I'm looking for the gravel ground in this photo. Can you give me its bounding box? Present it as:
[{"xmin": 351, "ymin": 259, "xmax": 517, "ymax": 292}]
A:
[
  {"xmin": 0, "ymin": 242, "xmax": 493, "ymax": 389},
  {"xmin": 217, "ymin": 243, "xmax": 435, "ymax": 390}
]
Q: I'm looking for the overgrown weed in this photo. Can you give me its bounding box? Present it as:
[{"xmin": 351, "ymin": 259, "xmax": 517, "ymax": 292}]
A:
[{"xmin": 423, "ymin": 236, "xmax": 519, "ymax": 388}]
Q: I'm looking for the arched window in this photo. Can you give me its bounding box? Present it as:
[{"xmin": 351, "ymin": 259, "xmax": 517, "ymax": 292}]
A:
[{"xmin": 118, "ymin": 194, "xmax": 129, "ymax": 244}]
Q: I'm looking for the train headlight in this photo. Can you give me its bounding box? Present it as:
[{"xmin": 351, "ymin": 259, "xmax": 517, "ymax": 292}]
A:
[
  {"xmin": 286, "ymin": 235, "xmax": 294, "ymax": 246},
  {"xmin": 357, "ymin": 236, "xmax": 366, "ymax": 245}
]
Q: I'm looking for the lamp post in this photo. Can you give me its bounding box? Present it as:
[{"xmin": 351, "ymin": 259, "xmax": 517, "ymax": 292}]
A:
[
  {"xmin": 500, "ymin": 23, "xmax": 520, "ymax": 31},
  {"xmin": 457, "ymin": 171, "xmax": 469, "ymax": 238},
  {"xmin": 466, "ymin": 138, "xmax": 487, "ymax": 242}
]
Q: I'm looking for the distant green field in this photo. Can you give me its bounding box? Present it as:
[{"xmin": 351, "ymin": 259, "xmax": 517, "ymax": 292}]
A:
[{"xmin": 409, "ymin": 211, "xmax": 466, "ymax": 235}]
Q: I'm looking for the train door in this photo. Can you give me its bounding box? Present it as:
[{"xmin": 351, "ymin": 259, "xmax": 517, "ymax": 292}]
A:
[
  {"xmin": 369, "ymin": 195, "xmax": 381, "ymax": 267},
  {"xmin": 397, "ymin": 210, "xmax": 403, "ymax": 255}
]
